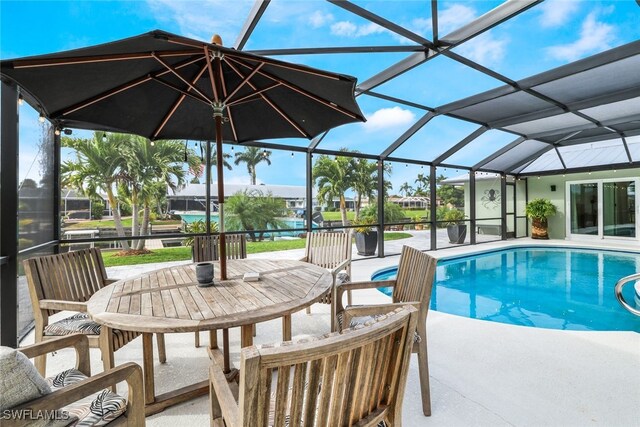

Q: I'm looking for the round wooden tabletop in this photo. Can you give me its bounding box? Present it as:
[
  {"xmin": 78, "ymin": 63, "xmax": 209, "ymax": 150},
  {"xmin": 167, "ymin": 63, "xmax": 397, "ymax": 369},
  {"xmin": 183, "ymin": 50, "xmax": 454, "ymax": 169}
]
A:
[{"xmin": 87, "ymin": 259, "xmax": 333, "ymax": 333}]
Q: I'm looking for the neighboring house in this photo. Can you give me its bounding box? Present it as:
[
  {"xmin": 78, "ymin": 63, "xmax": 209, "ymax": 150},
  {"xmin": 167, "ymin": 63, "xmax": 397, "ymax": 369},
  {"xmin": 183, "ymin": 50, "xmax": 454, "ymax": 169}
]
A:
[
  {"xmin": 167, "ymin": 183, "xmax": 319, "ymax": 212},
  {"xmin": 388, "ymin": 196, "xmax": 430, "ymax": 209},
  {"xmin": 60, "ymin": 189, "xmax": 111, "ymax": 219}
]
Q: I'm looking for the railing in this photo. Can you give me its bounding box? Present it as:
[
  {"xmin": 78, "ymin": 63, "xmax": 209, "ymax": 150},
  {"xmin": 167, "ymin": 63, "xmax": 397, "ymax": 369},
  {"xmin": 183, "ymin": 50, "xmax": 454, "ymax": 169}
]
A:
[{"xmin": 615, "ymin": 273, "xmax": 640, "ymax": 317}]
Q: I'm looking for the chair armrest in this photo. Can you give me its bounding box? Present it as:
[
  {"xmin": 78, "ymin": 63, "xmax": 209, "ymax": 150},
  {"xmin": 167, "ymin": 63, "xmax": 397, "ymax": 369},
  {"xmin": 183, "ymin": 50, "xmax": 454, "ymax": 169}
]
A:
[
  {"xmin": 8, "ymin": 362, "xmax": 144, "ymax": 427},
  {"xmin": 209, "ymin": 362, "xmax": 239, "ymax": 427},
  {"xmin": 330, "ymin": 259, "xmax": 351, "ymax": 277},
  {"xmin": 19, "ymin": 334, "xmax": 90, "ymax": 376},
  {"xmin": 335, "ymin": 279, "xmax": 396, "ymax": 313},
  {"xmin": 104, "ymin": 278, "xmax": 119, "ymax": 285},
  {"xmin": 39, "ymin": 300, "xmax": 88, "ymax": 312}
]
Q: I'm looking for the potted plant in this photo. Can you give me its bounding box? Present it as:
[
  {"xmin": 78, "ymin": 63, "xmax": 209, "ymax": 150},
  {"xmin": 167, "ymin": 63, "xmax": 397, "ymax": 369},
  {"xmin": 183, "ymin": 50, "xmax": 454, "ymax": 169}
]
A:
[
  {"xmin": 525, "ymin": 198, "xmax": 557, "ymax": 239},
  {"xmin": 413, "ymin": 214, "xmax": 424, "ymax": 230},
  {"xmin": 443, "ymin": 209, "xmax": 467, "ymax": 244},
  {"xmin": 352, "ymin": 216, "xmax": 377, "ymax": 256}
]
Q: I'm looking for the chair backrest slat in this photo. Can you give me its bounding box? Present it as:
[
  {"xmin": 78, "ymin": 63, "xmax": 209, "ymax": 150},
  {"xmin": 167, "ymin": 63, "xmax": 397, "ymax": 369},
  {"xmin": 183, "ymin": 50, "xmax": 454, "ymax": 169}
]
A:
[
  {"xmin": 193, "ymin": 234, "xmax": 247, "ymax": 262},
  {"xmin": 305, "ymin": 231, "xmax": 352, "ymax": 271},
  {"xmin": 23, "ymin": 248, "xmax": 109, "ymax": 314},
  {"xmin": 238, "ymin": 306, "xmax": 418, "ymax": 427},
  {"xmin": 393, "ymin": 246, "xmax": 437, "ymax": 311}
]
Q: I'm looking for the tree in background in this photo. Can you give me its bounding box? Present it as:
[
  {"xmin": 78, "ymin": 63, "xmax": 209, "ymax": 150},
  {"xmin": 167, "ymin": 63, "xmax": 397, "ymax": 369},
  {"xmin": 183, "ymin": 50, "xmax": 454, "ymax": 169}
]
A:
[
  {"xmin": 414, "ymin": 173, "xmax": 430, "ymax": 196},
  {"xmin": 62, "ymin": 132, "xmax": 130, "ymax": 249},
  {"xmin": 437, "ymin": 173, "xmax": 464, "ymax": 208},
  {"xmin": 399, "ymin": 182, "xmax": 414, "ymax": 197},
  {"xmin": 234, "ymin": 146, "xmax": 271, "ymax": 185},
  {"xmin": 121, "ymin": 137, "xmax": 199, "ymax": 250},
  {"xmin": 225, "ymin": 190, "xmax": 286, "ymax": 242},
  {"xmin": 312, "ymin": 153, "xmax": 355, "ymax": 226},
  {"xmin": 351, "ymin": 156, "xmax": 377, "ymax": 219}
]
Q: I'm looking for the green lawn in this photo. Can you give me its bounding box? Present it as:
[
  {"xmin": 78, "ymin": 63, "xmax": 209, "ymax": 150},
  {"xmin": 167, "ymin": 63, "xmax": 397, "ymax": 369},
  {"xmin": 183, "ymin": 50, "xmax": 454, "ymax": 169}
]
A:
[
  {"xmin": 65, "ymin": 217, "xmax": 181, "ymax": 230},
  {"xmin": 101, "ymin": 232, "xmax": 413, "ymax": 267},
  {"xmin": 320, "ymin": 210, "xmax": 428, "ymax": 221}
]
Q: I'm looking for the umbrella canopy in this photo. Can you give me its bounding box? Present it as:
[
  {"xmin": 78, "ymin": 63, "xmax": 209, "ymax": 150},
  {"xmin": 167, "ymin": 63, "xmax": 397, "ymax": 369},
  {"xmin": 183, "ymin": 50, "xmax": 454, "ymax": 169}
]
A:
[
  {"xmin": 0, "ymin": 30, "xmax": 365, "ymax": 141},
  {"xmin": 1, "ymin": 30, "xmax": 365, "ymax": 279}
]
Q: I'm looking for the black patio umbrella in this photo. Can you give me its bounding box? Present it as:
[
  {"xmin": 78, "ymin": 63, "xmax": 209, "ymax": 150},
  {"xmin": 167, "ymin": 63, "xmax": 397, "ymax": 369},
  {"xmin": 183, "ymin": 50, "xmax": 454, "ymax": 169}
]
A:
[{"xmin": 1, "ymin": 30, "xmax": 365, "ymax": 279}]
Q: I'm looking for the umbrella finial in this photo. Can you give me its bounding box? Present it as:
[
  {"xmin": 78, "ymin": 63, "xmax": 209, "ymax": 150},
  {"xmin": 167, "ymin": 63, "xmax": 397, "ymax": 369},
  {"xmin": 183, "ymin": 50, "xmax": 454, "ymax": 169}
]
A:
[{"xmin": 211, "ymin": 34, "xmax": 223, "ymax": 46}]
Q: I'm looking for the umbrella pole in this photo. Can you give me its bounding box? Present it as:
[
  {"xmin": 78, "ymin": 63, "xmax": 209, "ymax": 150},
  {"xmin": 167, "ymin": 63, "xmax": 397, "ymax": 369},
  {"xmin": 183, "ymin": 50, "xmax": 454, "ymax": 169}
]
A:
[{"xmin": 215, "ymin": 113, "xmax": 227, "ymax": 280}]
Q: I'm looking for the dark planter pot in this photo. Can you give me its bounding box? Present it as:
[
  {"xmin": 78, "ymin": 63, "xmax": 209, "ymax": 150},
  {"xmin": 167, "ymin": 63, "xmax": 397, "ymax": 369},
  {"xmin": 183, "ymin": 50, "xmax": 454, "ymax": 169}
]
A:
[
  {"xmin": 447, "ymin": 224, "xmax": 467, "ymax": 244},
  {"xmin": 531, "ymin": 218, "xmax": 549, "ymax": 239},
  {"xmin": 355, "ymin": 230, "xmax": 378, "ymax": 256},
  {"xmin": 195, "ymin": 262, "xmax": 214, "ymax": 286}
]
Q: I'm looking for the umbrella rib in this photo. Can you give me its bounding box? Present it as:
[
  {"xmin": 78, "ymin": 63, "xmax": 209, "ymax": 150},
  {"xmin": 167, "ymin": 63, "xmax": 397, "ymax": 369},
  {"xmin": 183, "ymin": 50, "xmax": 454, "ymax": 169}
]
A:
[
  {"xmin": 224, "ymin": 59, "xmax": 309, "ymax": 138},
  {"xmin": 226, "ymin": 105, "xmax": 238, "ymax": 141},
  {"xmin": 226, "ymin": 56, "xmax": 360, "ymax": 120},
  {"xmin": 52, "ymin": 55, "xmax": 205, "ymax": 118},
  {"xmin": 152, "ymin": 52, "xmax": 213, "ymax": 103},
  {"xmin": 10, "ymin": 50, "xmax": 200, "ymax": 68},
  {"xmin": 152, "ymin": 63, "xmax": 210, "ymax": 139},
  {"xmin": 204, "ymin": 47, "xmax": 219, "ymax": 103},
  {"xmin": 227, "ymin": 83, "xmax": 281, "ymax": 106},
  {"xmin": 223, "ymin": 62, "xmax": 264, "ymax": 104}
]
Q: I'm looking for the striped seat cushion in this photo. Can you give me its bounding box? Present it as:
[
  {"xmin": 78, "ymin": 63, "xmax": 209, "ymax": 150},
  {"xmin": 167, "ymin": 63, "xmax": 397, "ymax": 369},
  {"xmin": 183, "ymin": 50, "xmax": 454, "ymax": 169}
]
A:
[
  {"xmin": 44, "ymin": 313, "xmax": 101, "ymax": 336},
  {"xmin": 46, "ymin": 369, "xmax": 127, "ymax": 427},
  {"xmin": 337, "ymin": 312, "xmax": 421, "ymax": 343}
]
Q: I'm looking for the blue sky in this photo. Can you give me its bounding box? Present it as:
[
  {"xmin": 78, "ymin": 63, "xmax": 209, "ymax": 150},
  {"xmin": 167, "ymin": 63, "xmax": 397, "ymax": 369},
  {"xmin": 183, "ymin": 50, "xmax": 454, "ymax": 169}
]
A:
[{"xmin": 2, "ymin": 0, "xmax": 639, "ymax": 193}]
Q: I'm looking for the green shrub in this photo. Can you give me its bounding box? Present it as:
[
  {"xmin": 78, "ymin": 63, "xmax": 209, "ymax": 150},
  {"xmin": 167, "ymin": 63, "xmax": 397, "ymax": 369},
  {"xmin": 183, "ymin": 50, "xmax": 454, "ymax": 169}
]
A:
[{"xmin": 91, "ymin": 200, "xmax": 104, "ymax": 220}]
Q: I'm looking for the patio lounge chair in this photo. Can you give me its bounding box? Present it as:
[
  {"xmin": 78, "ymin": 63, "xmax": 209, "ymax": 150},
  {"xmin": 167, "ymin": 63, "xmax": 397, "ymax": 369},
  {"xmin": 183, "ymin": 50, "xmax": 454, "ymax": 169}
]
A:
[
  {"xmin": 1, "ymin": 333, "xmax": 144, "ymax": 427},
  {"xmin": 300, "ymin": 231, "xmax": 353, "ymax": 331},
  {"xmin": 335, "ymin": 245, "xmax": 437, "ymax": 416},
  {"xmin": 23, "ymin": 248, "xmax": 166, "ymax": 377},
  {"xmin": 209, "ymin": 305, "xmax": 419, "ymax": 427},
  {"xmin": 192, "ymin": 234, "xmax": 249, "ymax": 348}
]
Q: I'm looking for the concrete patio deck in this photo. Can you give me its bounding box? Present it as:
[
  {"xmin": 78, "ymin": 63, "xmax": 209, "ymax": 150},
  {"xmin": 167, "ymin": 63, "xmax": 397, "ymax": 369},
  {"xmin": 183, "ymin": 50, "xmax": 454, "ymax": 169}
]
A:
[{"xmin": 19, "ymin": 238, "xmax": 640, "ymax": 426}]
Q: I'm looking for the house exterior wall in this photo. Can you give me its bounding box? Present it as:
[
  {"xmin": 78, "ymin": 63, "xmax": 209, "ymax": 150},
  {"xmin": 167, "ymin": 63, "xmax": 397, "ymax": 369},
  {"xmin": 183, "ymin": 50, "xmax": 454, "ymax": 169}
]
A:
[{"xmin": 527, "ymin": 168, "xmax": 640, "ymax": 240}]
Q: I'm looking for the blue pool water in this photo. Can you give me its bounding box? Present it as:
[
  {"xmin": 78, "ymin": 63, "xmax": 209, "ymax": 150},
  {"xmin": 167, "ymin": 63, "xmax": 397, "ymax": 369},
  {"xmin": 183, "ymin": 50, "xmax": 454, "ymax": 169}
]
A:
[
  {"xmin": 373, "ymin": 247, "xmax": 640, "ymax": 332},
  {"xmin": 178, "ymin": 212, "xmax": 309, "ymax": 237}
]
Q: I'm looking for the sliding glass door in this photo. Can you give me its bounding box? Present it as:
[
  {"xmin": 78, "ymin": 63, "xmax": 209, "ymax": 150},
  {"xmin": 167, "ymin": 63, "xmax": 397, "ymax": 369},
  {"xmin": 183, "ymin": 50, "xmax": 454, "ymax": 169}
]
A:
[
  {"xmin": 567, "ymin": 179, "xmax": 638, "ymax": 240},
  {"xmin": 569, "ymin": 182, "xmax": 598, "ymax": 235},
  {"xmin": 603, "ymin": 181, "xmax": 636, "ymax": 238}
]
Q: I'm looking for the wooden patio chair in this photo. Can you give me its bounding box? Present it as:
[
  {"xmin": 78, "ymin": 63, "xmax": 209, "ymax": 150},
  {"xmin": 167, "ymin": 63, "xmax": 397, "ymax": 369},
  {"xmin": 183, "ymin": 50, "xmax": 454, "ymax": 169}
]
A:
[
  {"xmin": 23, "ymin": 248, "xmax": 166, "ymax": 377},
  {"xmin": 193, "ymin": 234, "xmax": 247, "ymax": 263},
  {"xmin": 335, "ymin": 245, "xmax": 437, "ymax": 416},
  {"xmin": 2, "ymin": 334, "xmax": 144, "ymax": 427},
  {"xmin": 209, "ymin": 305, "xmax": 419, "ymax": 427},
  {"xmin": 300, "ymin": 231, "xmax": 353, "ymax": 331},
  {"xmin": 192, "ymin": 234, "xmax": 248, "ymax": 348}
]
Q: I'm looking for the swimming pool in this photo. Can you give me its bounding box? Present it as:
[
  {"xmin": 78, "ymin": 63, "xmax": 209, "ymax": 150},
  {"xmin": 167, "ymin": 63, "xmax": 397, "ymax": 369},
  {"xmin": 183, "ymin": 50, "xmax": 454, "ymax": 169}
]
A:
[
  {"xmin": 176, "ymin": 211, "xmax": 312, "ymax": 237},
  {"xmin": 373, "ymin": 247, "xmax": 640, "ymax": 332}
]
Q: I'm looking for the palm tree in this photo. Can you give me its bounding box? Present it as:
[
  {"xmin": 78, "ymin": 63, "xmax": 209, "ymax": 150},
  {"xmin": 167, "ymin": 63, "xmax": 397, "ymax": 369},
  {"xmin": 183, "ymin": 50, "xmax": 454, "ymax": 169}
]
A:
[
  {"xmin": 399, "ymin": 182, "xmax": 414, "ymax": 197},
  {"xmin": 414, "ymin": 173, "xmax": 430, "ymax": 196},
  {"xmin": 233, "ymin": 146, "xmax": 272, "ymax": 185},
  {"xmin": 312, "ymin": 154, "xmax": 355, "ymax": 226},
  {"xmin": 352, "ymin": 156, "xmax": 377, "ymax": 220},
  {"xmin": 210, "ymin": 146, "xmax": 233, "ymax": 170},
  {"xmin": 122, "ymin": 137, "xmax": 199, "ymax": 250},
  {"xmin": 62, "ymin": 132, "xmax": 130, "ymax": 249}
]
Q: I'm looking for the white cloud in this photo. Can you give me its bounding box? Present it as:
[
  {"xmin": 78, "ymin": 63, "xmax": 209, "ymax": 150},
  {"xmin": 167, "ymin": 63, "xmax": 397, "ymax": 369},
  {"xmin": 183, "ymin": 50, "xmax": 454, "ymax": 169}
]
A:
[
  {"xmin": 309, "ymin": 10, "xmax": 334, "ymax": 28},
  {"xmin": 538, "ymin": 0, "xmax": 580, "ymax": 28},
  {"xmin": 458, "ymin": 31, "xmax": 508, "ymax": 64},
  {"xmin": 438, "ymin": 4, "xmax": 477, "ymax": 35},
  {"xmin": 362, "ymin": 107, "xmax": 415, "ymax": 132},
  {"xmin": 330, "ymin": 21, "xmax": 387, "ymax": 38},
  {"xmin": 546, "ymin": 12, "xmax": 615, "ymax": 61},
  {"xmin": 145, "ymin": 0, "xmax": 252, "ymax": 45}
]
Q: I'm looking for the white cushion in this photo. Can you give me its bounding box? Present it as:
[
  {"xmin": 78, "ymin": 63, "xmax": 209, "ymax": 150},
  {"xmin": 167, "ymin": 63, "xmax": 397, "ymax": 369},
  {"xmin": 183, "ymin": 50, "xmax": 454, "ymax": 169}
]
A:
[{"xmin": 0, "ymin": 346, "xmax": 51, "ymax": 410}]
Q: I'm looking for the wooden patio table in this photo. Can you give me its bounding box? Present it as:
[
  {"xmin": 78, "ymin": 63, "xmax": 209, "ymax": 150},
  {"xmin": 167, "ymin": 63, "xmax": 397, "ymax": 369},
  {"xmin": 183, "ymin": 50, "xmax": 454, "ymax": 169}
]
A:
[{"xmin": 87, "ymin": 259, "xmax": 332, "ymax": 415}]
